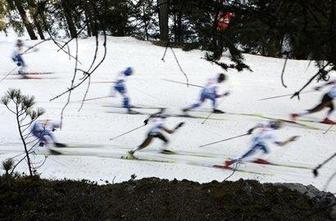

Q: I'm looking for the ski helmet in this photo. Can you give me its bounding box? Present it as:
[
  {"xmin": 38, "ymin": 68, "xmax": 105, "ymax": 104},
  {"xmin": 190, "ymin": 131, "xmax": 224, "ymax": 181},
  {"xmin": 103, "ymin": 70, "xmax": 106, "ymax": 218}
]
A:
[
  {"xmin": 124, "ymin": 67, "xmax": 133, "ymax": 76},
  {"xmin": 269, "ymin": 120, "xmax": 282, "ymax": 130},
  {"xmin": 218, "ymin": 73, "xmax": 226, "ymax": 83}
]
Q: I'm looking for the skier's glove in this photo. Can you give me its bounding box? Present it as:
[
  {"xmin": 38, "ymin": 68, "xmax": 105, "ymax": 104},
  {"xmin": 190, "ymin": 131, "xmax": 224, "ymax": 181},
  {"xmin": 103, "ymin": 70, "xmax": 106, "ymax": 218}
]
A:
[
  {"xmin": 247, "ymin": 128, "xmax": 254, "ymax": 135},
  {"xmin": 289, "ymin": 135, "xmax": 300, "ymax": 142},
  {"xmin": 175, "ymin": 122, "xmax": 185, "ymax": 130},
  {"xmin": 313, "ymin": 168, "xmax": 319, "ymax": 177},
  {"xmin": 223, "ymin": 91, "xmax": 230, "ymax": 96},
  {"xmin": 314, "ymin": 86, "xmax": 321, "ymax": 91}
]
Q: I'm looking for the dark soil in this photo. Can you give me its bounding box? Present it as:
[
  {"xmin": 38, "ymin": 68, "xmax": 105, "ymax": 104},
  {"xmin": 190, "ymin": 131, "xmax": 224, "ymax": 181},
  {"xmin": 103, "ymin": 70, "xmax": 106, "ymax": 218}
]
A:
[{"xmin": 0, "ymin": 175, "xmax": 334, "ymax": 221}]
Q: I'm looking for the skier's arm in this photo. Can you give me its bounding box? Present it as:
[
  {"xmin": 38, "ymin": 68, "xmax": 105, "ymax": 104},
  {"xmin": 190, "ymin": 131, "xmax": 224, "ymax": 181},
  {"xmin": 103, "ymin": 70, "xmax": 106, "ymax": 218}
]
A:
[
  {"xmin": 247, "ymin": 123, "xmax": 266, "ymax": 134},
  {"xmin": 315, "ymin": 80, "xmax": 336, "ymax": 90},
  {"xmin": 162, "ymin": 127, "xmax": 175, "ymax": 134},
  {"xmin": 162, "ymin": 122, "xmax": 185, "ymax": 134},
  {"xmin": 143, "ymin": 108, "xmax": 166, "ymax": 125},
  {"xmin": 274, "ymin": 136, "xmax": 299, "ymax": 146},
  {"xmin": 221, "ymin": 90, "xmax": 231, "ymax": 97}
]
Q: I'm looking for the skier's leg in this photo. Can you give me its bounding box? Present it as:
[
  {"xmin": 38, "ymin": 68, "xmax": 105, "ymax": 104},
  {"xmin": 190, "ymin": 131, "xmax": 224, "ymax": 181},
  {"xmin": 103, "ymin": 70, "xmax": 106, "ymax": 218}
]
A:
[
  {"xmin": 226, "ymin": 145, "xmax": 258, "ymax": 166},
  {"xmin": 306, "ymin": 94, "xmax": 331, "ymax": 114},
  {"xmin": 32, "ymin": 131, "xmax": 46, "ymax": 146},
  {"xmin": 16, "ymin": 54, "xmax": 26, "ymax": 75},
  {"xmin": 130, "ymin": 134, "xmax": 154, "ymax": 154},
  {"xmin": 292, "ymin": 94, "xmax": 331, "ymax": 120},
  {"xmin": 210, "ymin": 94, "xmax": 224, "ymax": 113},
  {"xmin": 325, "ymin": 101, "xmax": 334, "ymax": 120},
  {"xmin": 41, "ymin": 130, "xmax": 56, "ymax": 145},
  {"xmin": 155, "ymin": 133, "xmax": 170, "ymax": 151},
  {"xmin": 122, "ymin": 94, "xmax": 131, "ymax": 110},
  {"xmin": 210, "ymin": 96, "xmax": 217, "ymax": 110},
  {"xmin": 183, "ymin": 92, "xmax": 206, "ymax": 111},
  {"xmin": 114, "ymin": 84, "xmax": 132, "ymax": 110}
]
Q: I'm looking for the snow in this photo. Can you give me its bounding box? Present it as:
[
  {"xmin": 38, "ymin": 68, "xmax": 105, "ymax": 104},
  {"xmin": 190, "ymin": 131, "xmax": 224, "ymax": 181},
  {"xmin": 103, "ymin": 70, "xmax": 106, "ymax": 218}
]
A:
[{"xmin": 0, "ymin": 35, "xmax": 336, "ymax": 193}]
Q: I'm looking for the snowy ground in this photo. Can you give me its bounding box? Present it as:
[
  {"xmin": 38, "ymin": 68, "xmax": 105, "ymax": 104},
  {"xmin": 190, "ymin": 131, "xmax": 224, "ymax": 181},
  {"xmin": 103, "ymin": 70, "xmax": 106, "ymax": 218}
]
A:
[{"xmin": 0, "ymin": 34, "xmax": 335, "ymax": 193}]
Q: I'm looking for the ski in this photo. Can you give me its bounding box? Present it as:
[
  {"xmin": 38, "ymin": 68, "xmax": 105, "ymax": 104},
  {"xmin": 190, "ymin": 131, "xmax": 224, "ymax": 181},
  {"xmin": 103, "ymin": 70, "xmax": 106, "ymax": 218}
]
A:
[
  {"xmin": 49, "ymin": 149, "xmax": 63, "ymax": 155},
  {"xmin": 105, "ymin": 111, "xmax": 149, "ymax": 115},
  {"xmin": 6, "ymin": 75, "xmax": 58, "ymax": 80},
  {"xmin": 92, "ymin": 80, "xmax": 116, "ymax": 84},
  {"xmin": 213, "ymin": 164, "xmax": 271, "ymax": 176},
  {"xmin": 296, "ymin": 118, "xmax": 336, "ymax": 126},
  {"xmin": 188, "ymin": 161, "xmax": 272, "ymax": 176},
  {"xmin": 55, "ymin": 144, "xmax": 104, "ymax": 149},
  {"xmin": 248, "ymin": 113, "xmax": 320, "ymax": 130},
  {"xmin": 121, "ymin": 154, "xmax": 175, "ymax": 163},
  {"xmin": 40, "ymin": 149, "xmax": 273, "ymax": 175},
  {"xmin": 10, "ymin": 72, "xmax": 54, "ymax": 75},
  {"xmin": 102, "ymin": 105, "xmax": 165, "ymax": 110},
  {"xmin": 171, "ymin": 114, "xmax": 226, "ymax": 121},
  {"xmin": 249, "ymin": 159, "xmax": 313, "ymax": 170}
]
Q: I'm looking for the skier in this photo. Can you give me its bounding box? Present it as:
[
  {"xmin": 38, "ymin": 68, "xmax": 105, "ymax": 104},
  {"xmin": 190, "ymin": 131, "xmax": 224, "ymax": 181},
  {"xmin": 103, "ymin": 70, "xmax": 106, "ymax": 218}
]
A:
[
  {"xmin": 182, "ymin": 73, "xmax": 230, "ymax": 113},
  {"xmin": 31, "ymin": 119, "xmax": 65, "ymax": 148},
  {"xmin": 112, "ymin": 67, "xmax": 136, "ymax": 113},
  {"xmin": 11, "ymin": 39, "xmax": 27, "ymax": 77},
  {"xmin": 224, "ymin": 120, "xmax": 299, "ymax": 168},
  {"xmin": 127, "ymin": 113, "xmax": 185, "ymax": 158},
  {"xmin": 291, "ymin": 80, "xmax": 336, "ymax": 124}
]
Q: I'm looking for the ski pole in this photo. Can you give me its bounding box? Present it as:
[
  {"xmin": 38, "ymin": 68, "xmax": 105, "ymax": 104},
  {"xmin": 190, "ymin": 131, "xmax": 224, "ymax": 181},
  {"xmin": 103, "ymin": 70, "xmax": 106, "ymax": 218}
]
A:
[
  {"xmin": 0, "ymin": 66, "xmax": 18, "ymax": 83},
  {"xmin": 162, "ymin": 79, "xmax": 203, "ymax": 88},
  {"xmin": 258, "ymin": 90, "xmax": 315, "ymax": 101},
  {"xmin": 199, "ymin": 133, "xmax": 249, "ymax": 147},
  {"xmin": 201, "ymin": 94, "xmax": 229, "ymax": 125},
  {"xmin": 313, "ymin": 152, "xmax": 336, "ymax": 177},
  {"xmin": 323, "ymin": 124, "xmax": 334, "ymax": 135},
  {"xmin": 109, "ymin": 124, "xmax": 146, "ymax": 141},
  {"xmin": 72, "ymin": 95, "xmax": 114, "ymax": 103}
]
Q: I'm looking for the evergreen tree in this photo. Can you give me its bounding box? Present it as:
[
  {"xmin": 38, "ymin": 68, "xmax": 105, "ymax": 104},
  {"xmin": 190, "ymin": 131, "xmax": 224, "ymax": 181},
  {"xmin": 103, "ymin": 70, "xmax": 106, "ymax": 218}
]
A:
[{"xmin": 1, "ymin": 89, "xmax": 45, "ymax": 176}]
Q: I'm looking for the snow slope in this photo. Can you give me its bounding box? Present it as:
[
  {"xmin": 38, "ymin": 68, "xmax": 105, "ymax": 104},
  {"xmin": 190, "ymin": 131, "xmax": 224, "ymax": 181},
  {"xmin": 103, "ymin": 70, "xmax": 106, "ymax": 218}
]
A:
[{"xmin": 0, "ymin": 35, "xmax": 335, "ymax": 192}]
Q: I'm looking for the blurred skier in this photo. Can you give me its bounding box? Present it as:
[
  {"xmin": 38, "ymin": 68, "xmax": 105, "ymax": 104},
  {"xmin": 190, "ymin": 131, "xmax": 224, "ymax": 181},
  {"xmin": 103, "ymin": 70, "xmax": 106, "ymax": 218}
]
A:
[
  {"xmin": 127, "ymin": 113, "xmax": 185, "ymax": 158},
  {"xmin": 11, "ymin": 39, "xmax": 27, "ymax": 77},
  {"xmin": 182, "ymin": 73, "xmax": 230, "ymax": 113},
  {"xmin": 291, "ymin": 80, "xmax": 336, "ymax": 124},
  {"xmin": 224, "ymin": 120, "xmax": 299, "ymax": 168},
  {"xmin": 112, "ymin": 67, "xmax": 136, "ymax": 113},
  {"xmin": 31, "ymin": 119, "xmax": 65, "ymax": 148}
]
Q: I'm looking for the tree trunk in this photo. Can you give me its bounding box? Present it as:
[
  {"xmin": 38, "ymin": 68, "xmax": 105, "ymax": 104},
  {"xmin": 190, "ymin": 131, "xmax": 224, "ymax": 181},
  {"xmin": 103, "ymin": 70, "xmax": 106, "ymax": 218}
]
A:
[
  {"xmin": 27, "ymin": 0, "xmax": 45, "ymax": 39},
  {"xmin": 60, "ymin": 0, "xmax": 77, "ymax": 38},
  {"xmin": 176, "ymin": 11, "xmax": 182, "ymax": 43},
  {"xmin": 158, "ymin": 0, "xmax": 169, "ymax": 42},
  {"xmin": 84, "ymin": 9, "xmax": 92, "ymax": 37},
  {"xmin": 84, "ymin": 1, "xmax": 97, "ymax": 37},
  {"xmin": 12, "ymin": 0, "xmax": 37, "ymax": 40}
]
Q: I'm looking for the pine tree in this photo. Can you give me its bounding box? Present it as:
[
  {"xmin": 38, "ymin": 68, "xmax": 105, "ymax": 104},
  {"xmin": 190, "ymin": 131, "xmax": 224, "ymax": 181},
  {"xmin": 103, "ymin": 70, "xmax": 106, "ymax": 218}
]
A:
[{"xmin": 1, "ymin": 89, "xmax": 45, "ymax": 176}]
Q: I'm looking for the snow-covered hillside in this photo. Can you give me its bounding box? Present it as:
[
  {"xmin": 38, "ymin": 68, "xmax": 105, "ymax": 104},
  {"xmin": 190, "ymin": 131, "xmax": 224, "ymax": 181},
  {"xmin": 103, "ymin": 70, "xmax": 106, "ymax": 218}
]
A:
[{"xmin": 0, "ymin": 36, "xmax": 335, "ymax": 192}]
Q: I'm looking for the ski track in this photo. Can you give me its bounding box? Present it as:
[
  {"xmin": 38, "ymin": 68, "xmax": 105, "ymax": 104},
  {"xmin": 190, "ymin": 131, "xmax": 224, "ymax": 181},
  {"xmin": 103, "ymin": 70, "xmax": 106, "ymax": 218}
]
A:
[{"xmin": 0, "ymin": 35, "xmax": 336, "ymax": 192}]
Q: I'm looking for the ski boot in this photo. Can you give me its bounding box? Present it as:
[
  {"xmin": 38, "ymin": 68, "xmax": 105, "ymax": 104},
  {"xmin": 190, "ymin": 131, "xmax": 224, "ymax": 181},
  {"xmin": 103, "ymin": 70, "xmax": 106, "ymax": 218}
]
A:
[
  {"xmin": 213, "ymin": 109, "xmax": 225, "ymax": 114},
  {"xmin": 54, "ymin": 142, "xmax": 67, "ymax": 147},
  {"xmin": 160, "ymin": 149, "xmax": 176, "ymax": 155},
  {"xmin": 290, "ymin": 113, "xmax": 299, "ymax": 121},
  {"xmin": 224, "ymin": 160, "xmax": 234, "ymax": 168},
  {"xmin": 320, "ymin": 118, "xmax": 336, "ymax": 124},
  {"xmin": 124, "ymin": 151, "xmax": 137, "ymax": 160},
  {"xmin": 182, "ymin": 108, "xmax": 190, "ymax": 113},
  {"xmin": 127, "ymin": 109, "xmax": 139, "ymax": 114},
  {"xmin": 252, "ymin": 158, "xmax": 270, "ymax": 165}
]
